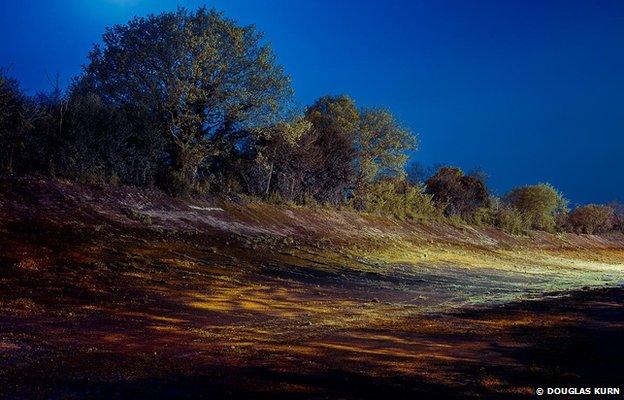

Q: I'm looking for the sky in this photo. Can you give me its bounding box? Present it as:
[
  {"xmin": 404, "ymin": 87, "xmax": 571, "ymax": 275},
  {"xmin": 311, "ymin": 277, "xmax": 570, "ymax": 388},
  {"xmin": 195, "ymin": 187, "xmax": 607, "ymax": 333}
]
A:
[{"xmin": 1, "ymin": 0, "xmax": 622, "ymax": 205}]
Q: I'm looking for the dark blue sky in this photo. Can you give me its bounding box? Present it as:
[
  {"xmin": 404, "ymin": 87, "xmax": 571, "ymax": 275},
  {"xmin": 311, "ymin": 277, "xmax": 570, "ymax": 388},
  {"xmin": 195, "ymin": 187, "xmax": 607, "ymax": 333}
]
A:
[{"xmin": 1, "ymin": 0, "xmax": 622, "ymax": 205}]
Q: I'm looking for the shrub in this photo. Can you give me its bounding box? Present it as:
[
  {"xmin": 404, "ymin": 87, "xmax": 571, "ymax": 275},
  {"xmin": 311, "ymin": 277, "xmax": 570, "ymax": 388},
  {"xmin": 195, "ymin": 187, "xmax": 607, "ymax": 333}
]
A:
[
  {"xmin": 447, "ymin": 214, "xmax": 466, "ymax": 228},
  {"xmin": 469, "ymin": 207, "xmax": 495, "ymax": 226},
  {"xmin": 358, "ymin": 178, "xmax": 438, "ymax": 220},
  {"xmin": 266, "ymin": 191, "xmax": 286, "ymax": 205},
  {"xmin": 121, "ymin": 207, "xmax": 152, "ymax": 225},
  {"xmin": 425, "ymin": 167, "xmax": 490, "ymax": 218},
  {"xmin": 158, "ymin": 169, "xmax": 194, "ymax": 198},
  {"xmin": 494, "ymin": 206, "xmax": 528, "ymax": 235},
  {"xmin": 504, "ymin": 183, "xmax": 568, "ymax": 232},
  {"xmin": 567, "ymin": 204, "xmax": 614, "ymax": 234}
]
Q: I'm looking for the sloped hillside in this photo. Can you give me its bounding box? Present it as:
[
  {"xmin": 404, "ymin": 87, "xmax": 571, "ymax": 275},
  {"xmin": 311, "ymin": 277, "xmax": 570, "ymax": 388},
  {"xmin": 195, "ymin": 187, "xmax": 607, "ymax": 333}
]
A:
[
  {"xmin": 2, "ymin": 176, "xmax": 622, "ymax": 308},
  {"xmin": 1, "ymin": 177, "xmax": 623, "ymax": 399}
]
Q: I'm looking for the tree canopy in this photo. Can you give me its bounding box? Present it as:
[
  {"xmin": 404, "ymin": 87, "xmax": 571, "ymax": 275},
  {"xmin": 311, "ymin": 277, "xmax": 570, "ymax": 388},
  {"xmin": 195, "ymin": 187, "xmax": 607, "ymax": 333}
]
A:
[
  {"xmin": 81, "ymin": 7, "xmax": 292, "ymax": 192},
  {"xmin": 355, "ymin": 108, "xmax": 416, "ymax": 199}
]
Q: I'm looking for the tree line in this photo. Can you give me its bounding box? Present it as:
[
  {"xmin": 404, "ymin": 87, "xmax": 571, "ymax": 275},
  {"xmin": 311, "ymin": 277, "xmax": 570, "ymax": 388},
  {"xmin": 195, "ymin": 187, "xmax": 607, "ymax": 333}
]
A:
[{"xmin": 0, "ymin": 7, "xmax": 621, "ymax": 235}]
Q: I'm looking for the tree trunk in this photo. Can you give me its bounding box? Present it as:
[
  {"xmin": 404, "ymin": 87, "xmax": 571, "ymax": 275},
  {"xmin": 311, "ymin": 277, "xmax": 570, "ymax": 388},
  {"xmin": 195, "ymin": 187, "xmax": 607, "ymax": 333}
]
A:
[{"xmin": 265, "ymin": 162, "xmax": 274, "ymax": 195}]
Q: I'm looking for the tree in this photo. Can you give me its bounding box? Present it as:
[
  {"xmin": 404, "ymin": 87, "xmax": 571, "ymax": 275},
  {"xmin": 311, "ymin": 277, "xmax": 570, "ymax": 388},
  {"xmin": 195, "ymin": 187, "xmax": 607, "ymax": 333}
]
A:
[
  {"xmin": 28, "ymin": 86, "xmax": 141, "ymax": 185},
  {"xmin": 81, "ymin": 7, "xmax": 292, "ymax": 194},
  {"xmin": 354, "ymin": 108, "xmax": 416, "ymax": 206},
  {"xmin": 608, "ymin": 201, "xmax": 624, "ymax": 232},
  {"xmin": 504, "ymin": 183, "xmax": 568, "ymax": 231},
  {"xmin": 238, "ymin": 117, "xmax": 313, "ymax": 199},
  {"xmin": 425, "ymin": 166, "xmax": 490, "ymax": 217},
  {"xmin": 0, "ymin": 71, "xmax": 37, "ymax": 174},
  {"xmin": 567, "ymin": 204, "xmax": 615, "ymax": 234},
  {"xmin": 303, "ymin": 95, "xmax": 359, "ymax": 204}
]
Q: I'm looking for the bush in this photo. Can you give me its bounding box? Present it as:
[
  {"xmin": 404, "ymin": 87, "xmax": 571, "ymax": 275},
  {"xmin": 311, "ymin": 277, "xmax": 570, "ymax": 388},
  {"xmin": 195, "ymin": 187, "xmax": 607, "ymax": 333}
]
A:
[
  {"xmin": 358, "ymin": 178, "xmax": 438, "ymax": 220},
  {"xmin": 494, "ymin": 206, "xmax": 528, "ymax": 235},
  {"xmin": 504, "ymin": 183, "xmax": 568, "ymax": 232},
  {"xmin": 121, "ymin": 207, "xmax": 152, "ymax": 225},
  {"xmin": 425, "ymin": 167, "xmax": 490, "ymax": 218},
  {"xmin": 567, "ymin": 204, "xmax": 614, "ymax": 234},
  {"xmin": 266, "ymin": 191, "xmax": 286, "ymax": 205},
  {"xmin": 469, "ymin": 207, "xmax": 495, "ymax": 226}
]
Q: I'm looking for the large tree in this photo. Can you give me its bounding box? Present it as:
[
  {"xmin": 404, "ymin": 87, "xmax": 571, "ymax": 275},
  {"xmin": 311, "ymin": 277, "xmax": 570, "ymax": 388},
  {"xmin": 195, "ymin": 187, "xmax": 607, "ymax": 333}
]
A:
[
  {"xmin": 81, "ymin": 7, "xmax": 292, "ymax": 193},
  {"xmin": 301, "ymin": 96, "xmax": 416, "ymax": 206}
]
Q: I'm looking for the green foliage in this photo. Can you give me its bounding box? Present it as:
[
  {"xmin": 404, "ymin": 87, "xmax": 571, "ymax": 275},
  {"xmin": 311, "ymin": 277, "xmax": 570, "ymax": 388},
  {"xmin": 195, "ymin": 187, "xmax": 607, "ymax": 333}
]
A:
[
  {"xmin": 241, "ymin": 117, "xmax": 314, "ymax": 200},
  {"xmin": 493, "ymin": 206, "xmax": 529, "ymax": 235},
  {"xmin": 504, "ymin": 183, "xmax": 568, "ymax": 232},
  {"xmin": 160, "ymin": 169, "xmax": 194, "ymax": 197},
  {"xmin": 301, "ymin": 194, "xmax": 320, "ymax": 208},
  {"xmin": 567, "ymin": 204, "xmax": 614, "ymax": 234},
  {"xmin": 357, "ymin": 178, "xmax": 438, "ymax": 221},
  {"xmin": 353, "ymin": 108, "xmax": 416, "ymax": 209},
  {"xmin": 238, "ymin": 96, "xmax": 365, "ymax": 206},
  {"xmin": 305, "ymin": 95, "xmax": 360, "ymax": 138},
  {"xmin": 447, "ymin": 214, "xmax": 466, "ymax": 228},
  {"xmin": 121, "ymin": 207, "xmax": 152, "ymax": 225},
  {"xmin": 469, "ymin": 207, "xmax": 495, "ymax": 227},
  {"xmin": 266, "ymin": 191, "xmax": 286, "ymax": 205},
  {"xmin": 81, "ymin": 7, "xmax": 292, "ymax": 195},
  {"xmin": 356, "ymin": 108, "xmax": 416, "ymax": 185}
]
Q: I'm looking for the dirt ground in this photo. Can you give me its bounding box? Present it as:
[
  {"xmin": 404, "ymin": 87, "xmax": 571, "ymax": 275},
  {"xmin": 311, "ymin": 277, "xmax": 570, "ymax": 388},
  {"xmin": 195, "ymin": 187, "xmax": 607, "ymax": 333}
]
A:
[{"xmin": 1, "ymin": 178, "xmax": 623, "ymax": 399}]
